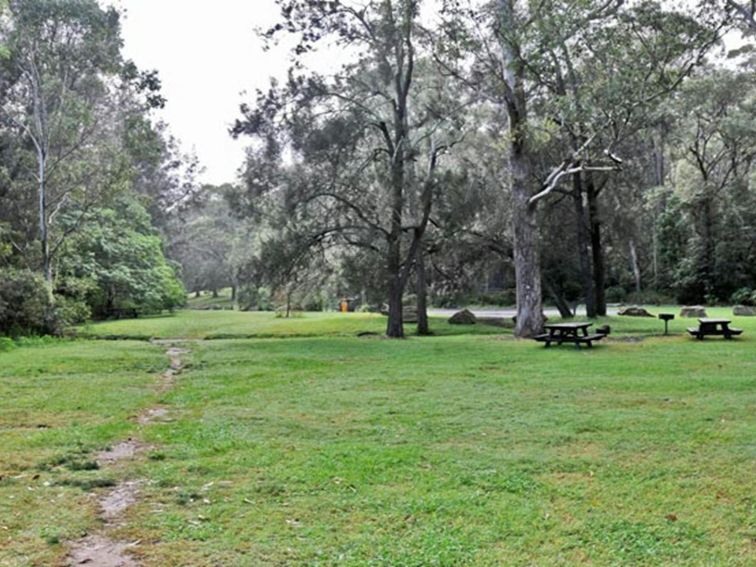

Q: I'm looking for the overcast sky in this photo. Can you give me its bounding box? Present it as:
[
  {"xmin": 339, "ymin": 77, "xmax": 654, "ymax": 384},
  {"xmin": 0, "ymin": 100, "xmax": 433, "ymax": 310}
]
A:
[
  {"xmin": 116, "ymin": 1, "xmax": 285, "ymax": 186},
  {"xmin": 114, "ymin": 1, "xmax": 735, "ymax": 186}
]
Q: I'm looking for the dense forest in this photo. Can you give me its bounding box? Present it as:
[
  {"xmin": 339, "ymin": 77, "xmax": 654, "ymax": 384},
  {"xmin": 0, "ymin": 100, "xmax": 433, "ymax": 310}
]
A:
[{"xmin": 1, "ymin": 0, "xmax": 755, "ymax": 339}]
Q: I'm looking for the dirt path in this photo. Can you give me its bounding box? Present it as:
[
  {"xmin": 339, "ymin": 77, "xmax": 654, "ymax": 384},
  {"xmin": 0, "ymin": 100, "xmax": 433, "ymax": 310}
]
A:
[{"xmin": 67, "ymin": 344, "xmax": 189, "ymax": 566}]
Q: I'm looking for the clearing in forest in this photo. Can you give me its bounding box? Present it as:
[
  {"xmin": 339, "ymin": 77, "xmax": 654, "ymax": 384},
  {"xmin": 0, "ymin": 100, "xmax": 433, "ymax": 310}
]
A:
[{"xmin": 1, "ymin": 310, "xmax": 754, "ymax": 566}]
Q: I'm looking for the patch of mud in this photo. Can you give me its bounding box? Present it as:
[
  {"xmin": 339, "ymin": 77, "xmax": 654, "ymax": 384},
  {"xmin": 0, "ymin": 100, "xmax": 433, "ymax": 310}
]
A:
[
  {"xmin": 137, "ymin": 407, "xmax": 170, "ymax": 425},
  {"xmin": 68, "ymin": 535, "xmax": 139, "ymax": 567},
  {"xmin": 96, "ymin": 440, "xmax": 149, "ymax": 466},
  {"xmin": 67, "ymin": 345, "xmax": 190, "ymax": 566},
  {"xmin": 101, "ymin": 481, "xmax": 141, "ymax": 521}
]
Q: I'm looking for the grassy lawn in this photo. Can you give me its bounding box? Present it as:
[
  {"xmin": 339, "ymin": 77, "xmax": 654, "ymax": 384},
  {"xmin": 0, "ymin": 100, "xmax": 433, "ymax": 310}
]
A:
[
  {"xmin": 0, "ymin": 340, "xmax": 166, "ymax": 566},
  {"xmin": 185, "ymin": 288, "xmax": 236, "ymax": 311},
  {"xmin": 2, "ymin": 311, "xmax": 755, "ymax": 565},
  {"xmin": 75, "ymin": 310, "xmax": 507, "ymax": 340}
]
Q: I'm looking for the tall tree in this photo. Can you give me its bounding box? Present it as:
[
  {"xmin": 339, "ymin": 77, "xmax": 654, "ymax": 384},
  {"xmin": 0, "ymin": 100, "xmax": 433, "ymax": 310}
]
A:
[{"xmin": 235, "ymin": 0, "xmax": 461, "ymax": 337}]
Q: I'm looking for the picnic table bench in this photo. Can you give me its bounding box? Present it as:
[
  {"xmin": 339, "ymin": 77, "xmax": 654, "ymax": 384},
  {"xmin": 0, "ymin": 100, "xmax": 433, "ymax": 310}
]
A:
[
  {"xmin": 687, "ymin": 318, "xmax": 743, "ymax": 340},
  {"xmin": 534, "ymin": 322, "xmax": 606, "ymax": 348}
]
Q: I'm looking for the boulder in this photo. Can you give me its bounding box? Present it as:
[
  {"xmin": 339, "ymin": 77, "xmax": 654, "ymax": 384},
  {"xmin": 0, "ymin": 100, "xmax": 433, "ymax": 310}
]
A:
[
  {"xmin": 403, "ymin": 306, "xmax": 418, "ymax": 324},
  {"xmin": 680, "ymin": 305, "xmax": 707, "ymax": 318},
  {"xmin": 733, "ymin": 305, "xmax": 756, "ymax": 316},
  {"xmin": 618, "ymin": 306, "xmax": 654, "ymax": 317},
  {"xmin": 448, "ymin": 309, "xmax": 477, "ymax": 325},
  {"xmin": 381, "ymin": 304, "xmax": 418, "ymax": 323}
]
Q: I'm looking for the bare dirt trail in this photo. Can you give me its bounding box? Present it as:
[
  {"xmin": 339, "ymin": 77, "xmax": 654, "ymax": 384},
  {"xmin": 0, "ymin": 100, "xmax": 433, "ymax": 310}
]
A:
[{"xmin": 66, "ymin": 344, "xmax": 189, "ymax": 567}]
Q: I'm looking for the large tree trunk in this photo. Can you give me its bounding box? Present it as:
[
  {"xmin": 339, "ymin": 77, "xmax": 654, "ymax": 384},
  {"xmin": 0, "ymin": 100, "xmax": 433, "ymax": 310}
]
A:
[
  {"xmin": 386, "ymin": 268, "xmax": 404, "ymax": 337},
  {"xmin": 386, "ymin": 171, "xmax": 405, "ymax": 337},
  {"xmin": 511, "ymin": 138, "xmax": 544, "ymax": 337},
  {"xmin": 572, "ymin": 173, "xmax": 596, "ymax": 318},
  {"xmin": 415, "ymin": 242, "xmax": 430, "ymax": 335},
  {"xmin": 498, "ymin": 0, "xmax": 544, "ymax": 338},
  {"xmin": 512, "ymin": 192, "xmax": 543, "ymax": 338},
  {"xmin": 585, "ymin": 173, "xmax": 606, "ymax": 316}
]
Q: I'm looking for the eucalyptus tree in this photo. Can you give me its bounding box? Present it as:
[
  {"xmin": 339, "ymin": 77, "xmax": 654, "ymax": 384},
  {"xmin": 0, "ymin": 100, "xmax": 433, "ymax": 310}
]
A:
[
  {"xmin": 436, "ymin": 0, "xmax": 724, "ymax": 334},
  {"xmin": 669, "ymin": 67, "xmax": 756, "ymax": 302},
  {"xmin": 0, "ymin": 0, "xmax": 163, "ymax": 283},
  {"xmin": 235, "ymin": 0, "xmax": 463, "ymax": 337}
]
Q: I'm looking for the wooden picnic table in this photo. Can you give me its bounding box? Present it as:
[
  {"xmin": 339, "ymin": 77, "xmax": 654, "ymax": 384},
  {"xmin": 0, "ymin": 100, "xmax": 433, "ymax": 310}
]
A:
[
  {"xmin": 535, "ymin": 322, "xmax": 606, "ymax": 348},
  {"xmin": 688, "ymin": 318, "xmax": 743, "ymax": 340}
]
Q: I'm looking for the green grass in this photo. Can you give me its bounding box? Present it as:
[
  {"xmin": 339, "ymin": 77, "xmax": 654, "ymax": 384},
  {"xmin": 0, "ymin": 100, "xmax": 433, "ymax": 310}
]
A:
[
  {"xmin": 2, "ymin": 310, "xmax": 755, "ymax": 565},
  {"xmin": 185, "ymin": 288, "xmax": 235, "ymax": 311},
  {"xmin": 0, "ymin": 340, "xmax": 166, "ymax": 566},
  {"xmin": 75, "ymin": 310, "xmax": 506, "ymax": 340}
]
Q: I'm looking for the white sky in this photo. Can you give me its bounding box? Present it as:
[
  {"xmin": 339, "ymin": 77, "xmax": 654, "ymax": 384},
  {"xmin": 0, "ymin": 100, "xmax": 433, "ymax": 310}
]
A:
[
  {"xmin": 114, "ymin": 1, "xmax": 743, "ymax": 186},
  {"xmin": 116, "ymin": 1, "xmax": 285, "ymax": 186}
]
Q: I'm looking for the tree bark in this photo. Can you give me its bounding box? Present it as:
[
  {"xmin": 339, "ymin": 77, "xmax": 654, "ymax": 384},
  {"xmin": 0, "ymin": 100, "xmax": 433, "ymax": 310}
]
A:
[
  {"xmin": 415, "ymin": 242, "xmax": 430, "ymax": 335},
  {"xmin": 38, "ymin": 166, "xmax": 49, "ymax": 281},
  {"xmin": 511, "ymin": 135, "xmax": 544, "ymax": 338},
  {"xmin": 629, "ymin": 239, "xmax": 642, "ymax": 293},
  {"xmin": 572, "ymin": 173, "xmax": 597, "ymax": 318},
  {"xmin": 386, "ymin": 269, "xmax": 404, "ymax": 337},
  {"xmin": 497, "ymin": 0, "xmax": 544, "ymax": 338},
  {"xmin": 585, "ymin": 172, "xmax": 606, "ymax": 316}
]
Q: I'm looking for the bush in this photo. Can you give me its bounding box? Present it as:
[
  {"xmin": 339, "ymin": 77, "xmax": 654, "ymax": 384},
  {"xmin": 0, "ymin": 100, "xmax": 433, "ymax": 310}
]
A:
[
  {"xmin": 730, "ymin": 288, "xmax": 755, "ymax": 306},
  {"xmin": 0, "ymin": 269, "xmax": 56, "ymax": 336},
  {"xmin": 605, "ymin": 285, "xmax": 628, "ymax": 304},
  {"xmin": 0, "ymin": 337, "xmax": 16, "ymax": 352},
  {"xmin": 238, "ymin": 286, "xmax": 272, "ymax": 311}
]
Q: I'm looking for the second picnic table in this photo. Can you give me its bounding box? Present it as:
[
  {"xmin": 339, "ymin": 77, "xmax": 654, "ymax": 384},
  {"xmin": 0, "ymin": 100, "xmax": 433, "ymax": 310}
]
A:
[
  {"xmin": 687, "ymin": 318, "xmax": 743, "ymax": 340},
  {"xmin": 535, "ymin": 322, "xmax": 606, "ymax": 348}
]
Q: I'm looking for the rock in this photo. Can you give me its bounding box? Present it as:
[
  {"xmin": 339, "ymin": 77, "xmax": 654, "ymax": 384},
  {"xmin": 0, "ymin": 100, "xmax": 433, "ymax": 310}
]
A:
[
  {"xmin": 403, "ymin": 306, "xmax": 418, "ymax": 324},
  {"xmin": 381, "ymin": 305, "xmax": 418, "ymax": 322},
  {"xmin": 448, "ymin": 309, "xmax": 477, "ymax": 325},
  {"xmin": 680, "ymin": 305, "xmax": 707, "ymax": 318},
  {"xmin": 733, "ymin": 305, "xmax": 756, "ymax": 316},
  {"xmin": 596, "ymin": 325, "xmax": 611, "ymax": 336},
  {"xmin": 618, "ymin": 306, "xmax": 654, "ymax": 317}
]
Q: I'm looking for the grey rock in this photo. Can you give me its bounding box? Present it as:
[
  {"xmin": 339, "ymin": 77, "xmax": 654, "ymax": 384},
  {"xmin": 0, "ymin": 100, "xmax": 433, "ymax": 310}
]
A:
[
  {"xmin": 680, "ymin": 306, "xmax": 707, "ymax": 318},
  {"xmin": 733, "ymin": 305, "xmax": 756, "ymax": 316},
  {"xmin": 618, "ymin": 306, "xmax": 654, "ymax": 317},
  {"xmin": 448, "ymin": 309, "xmax": 477, "ymax": 325}
]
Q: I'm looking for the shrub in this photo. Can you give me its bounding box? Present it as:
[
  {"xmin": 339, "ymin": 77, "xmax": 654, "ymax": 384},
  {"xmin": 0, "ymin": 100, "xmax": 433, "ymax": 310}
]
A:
[
  {"xmin": 730, "ymin": 287, "xmax": 755, "ymax": 306},
  {"xmin": 605, "ymin": 285, "xmax": 628, "ymax": 304},
  {"xmin": 0, "ymin": 269, "xmax": 56, "ymax": 336}
]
